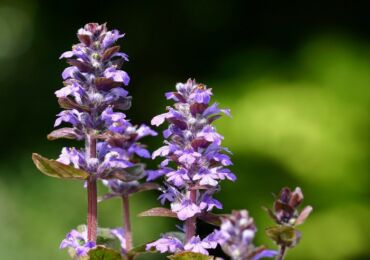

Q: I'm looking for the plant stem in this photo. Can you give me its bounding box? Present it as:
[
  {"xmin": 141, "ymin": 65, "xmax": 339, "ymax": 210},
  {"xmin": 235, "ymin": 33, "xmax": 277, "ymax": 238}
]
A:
[
  {"xmin": 122, "ymin": 195, "xmax": 133, "ymax": 260},
  {"xmin": 277, "ymin": 245, "xmax": 286, "ymax": 260},
  {"xmin": 86, "ymin": 134, "xmax": 97, "ymax": 242},
  {"xmin": 184, "ymin": 189, "xmax": 197, "ymax": 243}
]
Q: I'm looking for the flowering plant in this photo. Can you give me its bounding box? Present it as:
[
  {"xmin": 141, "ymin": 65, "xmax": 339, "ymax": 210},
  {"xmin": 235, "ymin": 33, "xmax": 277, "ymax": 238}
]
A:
[{"xmin": 32, "ymin": 23, "xmax": 312, "ymax": 260}]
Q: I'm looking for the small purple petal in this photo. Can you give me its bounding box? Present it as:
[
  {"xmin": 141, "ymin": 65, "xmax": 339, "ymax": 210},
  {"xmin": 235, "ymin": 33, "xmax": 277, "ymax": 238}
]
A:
[
  {"xmin": 184, "ymin": 236, "xmax": 209, "ymax": 255},
  {"xmin": 146, "ymin": 235, "xmax": 183, "ymax": 253},
  {"xmin": 62, "ymin": 66, "xmax": 77, "ymax": 80},
  {"xmin": 151, "ymin": 113, "xmax": 170, "ymax": 126},
  {"xmin": 252, "ymin": 250, "xmax": 279, "ymax": 260},
  {"xmin": 104, "ymin": 67, "xmax": 130, "ymax": 85},
  {"xmin": 171, "ymin": 198, "xmax": 201, "ymax": 221}
]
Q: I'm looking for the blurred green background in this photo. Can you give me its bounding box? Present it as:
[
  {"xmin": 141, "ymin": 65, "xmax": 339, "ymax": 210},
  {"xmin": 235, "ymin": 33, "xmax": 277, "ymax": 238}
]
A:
[{"xmin": 0, "ymin": 0, "xmax": 369, "ymax": 259}]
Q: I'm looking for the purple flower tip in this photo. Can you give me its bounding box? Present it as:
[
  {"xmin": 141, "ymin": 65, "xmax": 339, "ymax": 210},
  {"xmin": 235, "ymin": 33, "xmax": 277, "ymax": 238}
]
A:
[{"xmin": 60, "ymin": 227, "xmax": 96, "ymax": 257}]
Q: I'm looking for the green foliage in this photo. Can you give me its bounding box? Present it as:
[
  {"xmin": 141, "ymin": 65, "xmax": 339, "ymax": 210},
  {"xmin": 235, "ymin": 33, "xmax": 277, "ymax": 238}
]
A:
[
  {"xmin": 88, "ymin": 246, "xmax": 122, "ymax": 260},
  {"xmin": 265, "ymin": 225, "xmax": 300, "ymax": 247},
  {"xmin": 214, "ymin": 36, "xmax": 370, "ymax": 259},
  {"xmin": 168, "ymin": 252, "xmax": 214, "ymax": 260},
  {"xmin": 32, "ymin": 153, "xmax": 89, "ymax": 180}
]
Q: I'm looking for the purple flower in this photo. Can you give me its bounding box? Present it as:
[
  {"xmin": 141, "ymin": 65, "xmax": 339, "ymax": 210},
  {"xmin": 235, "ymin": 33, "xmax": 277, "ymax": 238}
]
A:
[
  {"xmin": 60, "ymin": 228, "xmax": 96, "ymax": 256},
  {"xmin": 136, "ymin": 124, "xmax": 157, "ymax": 139},
  {"xmin": 57, "ymin": 147, "xmax": 86, "ymax": 169},
  {"xmin": 151, "ymin": 79, "xmax": 234, "ymax": 194},
  {"xmin": 199, "ymin": 194, "xmax": 222, "ymax": 211},
  {"xmin": 101, "ymin": 107, "xmax": 128, "ymax": 133},
  {"xmin": 55, "ymin": 23, "xmax": 131, "ymax": 133},
  {"xmin": 150, "ymin": 79, "xmax": 235, "ymax": 255},
  {"xmin": 102, "ymin": 30, "xmax": 125, "ymax": 48},
  {"xmin": 37, "ymin": 23, "xmax": 158, "ymax": 255},
  {"xmin": 183, "ymin": 232, "xmax": 220, "ymax": 255},
  {"xmin": 158, "ymin": 185, "xmax": 178, "ymax": 204},
  {"xmin": 184, "ymin": 236, "xmax": 209, "ymax": 255},
  {"xmin": 54, "ymin": 110, "xmax": 83, "ymax": 128},
  {"xmin": 167, "ymin": 168, "xmax": 190, "ymax": 187},
  {"xmin": 147, "ymin": 168, "xmax": 171, "ymax": 182},
  {"xmin": 171, "ymin": 198, "xmax": 201, "ymax": 221},
  {"xmin": 110, "ymin": 228, "xmax": 126, "ymax": 253},
  {"xmin": 55, "ymin": 82, "xmax": 85, "ymax": 103},
  {"xmin": 253, "ymin": 250, "xmax": 279, "ymax": 260},
  {"xmin": 104, "ymin": 67, "xmax": 130, "ymax": 85},
  {"xmin": 61, "ymin": 66, "xmax": 78, "ymax": 80},
  {"xmin": 152, "ymin": 145, "xmax": 171, "ymax": 159},
  {"xmin": 151, "ymin": 112, "xmax": 171, "ymax": 127},
  {"xmin": 218, "ymin": 210, "xmax": 277, "ymax": 260},
  {"xmin": 146, "ymin": 235, "xmax": 184, "ymax": 253},
  {"xmin": 189, "ymin": 88, "xmax": 212, "ymax": 104}
]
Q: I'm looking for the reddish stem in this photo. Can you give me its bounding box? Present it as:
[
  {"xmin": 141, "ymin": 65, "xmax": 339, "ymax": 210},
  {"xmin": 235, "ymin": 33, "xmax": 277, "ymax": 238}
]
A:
[
  {"xmin": 87, "ymin": 177, "xmax": 97, "ymax": 242},
  {"xmin": 185, "ymin": 189, "xmax": 197, "ymax": 243},
  {"xmin": 122, "ymin": 195, "xmax": 133, "ymax": 260},
  {"xmin": 278, "ymin": 245, "xmax": 286, "ymax": 260},
  {"xmin": 86, "ymin": 134, "xmax": 97, "ymax": 242}
]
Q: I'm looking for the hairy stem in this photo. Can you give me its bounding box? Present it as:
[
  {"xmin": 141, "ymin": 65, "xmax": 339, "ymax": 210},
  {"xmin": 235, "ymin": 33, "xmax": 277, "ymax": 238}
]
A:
[
  {"xmin": 86, "ymin": 134, "xmax": 97, "ymax": 242},
  {"xmin": 185, "ymin": 189, "xmax": 197, "ymax": 243},
  {"xmin": 277, "ymin": 245, "xmax": 286, "ymax": 260},
  {"xmin": 122, "ymin": 195, "xmax": 133, "ymax": 260}
]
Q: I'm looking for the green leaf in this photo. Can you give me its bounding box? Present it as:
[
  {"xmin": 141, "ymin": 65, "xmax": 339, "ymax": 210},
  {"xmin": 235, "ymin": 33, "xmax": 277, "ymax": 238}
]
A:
[
  {"xmin": 32, "ymin": 153, "xmax": 89, "ymax": 180},
  {"xmin": 265, "ymin": 225, "xmax": 300, "ymax": 247},
  {"xmin": 88, "ymin": 246, "xmax": 122, "ymax": 260},
  {"xmin": 168, "ymin": 252, "xmax": 214, "ymax": 260},
  {"xmin": 138, "ymin": 207, "xmax": 177, "ymax": 218},
  {"xmin": 96, "ymin": 228, "xmax": 122, "ymax": 252}
]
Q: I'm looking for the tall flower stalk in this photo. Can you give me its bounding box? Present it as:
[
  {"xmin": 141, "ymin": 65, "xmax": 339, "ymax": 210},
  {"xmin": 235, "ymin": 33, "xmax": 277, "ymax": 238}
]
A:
[
  {"xmin": 55, "ymin": 22, "xmax": 130, "ymax": 244},
  {"xmin": 145, "ymin": 79, "xmax": 236, "ymax": 256},
  {"xmin": 32, "ymin": 23, "xmax": 156, "ymax": 258}
]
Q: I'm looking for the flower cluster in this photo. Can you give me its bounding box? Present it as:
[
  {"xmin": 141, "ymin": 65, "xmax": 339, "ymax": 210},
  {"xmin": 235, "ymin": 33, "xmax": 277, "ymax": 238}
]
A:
[
  {"xmin": 56, "ymin": 123, "xmax": 156, "ymax": 182},
  {"xmin": 60, "ymin": 228, "xmax": 96, "ymax": 257},
  {"xmin": 217, "ymin": 210, "xmax": 277, "ymax": 260},
  {"xmin": 146, "ymin": 231, "xmax": 220, "ymax": 255},
  {"xmin": 53, "ymin": 23, "xmax": 157, "ymax": 184},
  {"xmin": 150, "ymin": 79, "xmax": 235, "ymax": 220},
  {"xmin": 56, "ymin": 23, "xmax": 130, "ymax": 120},
  {"xmin": 267, "ymin": 187, "xmax": 313, "ymax": 226},
  {"xmin": 51, "ymin": 23, "xmax": 156, "ymax": 256},
  {"xmin": 147, "ymin": 79, "xmax": 235, "ymax": 254},
  {"xmin": 53, "ymin": 23, "xmax": 132, "ymax": 175},
  {"xmin": 60, "ymin": 226, "xmax": 126, "ymax": 257},
  {"xmin": 264, "ymin": 187, "xmax": 313, "ymax": 256}
]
